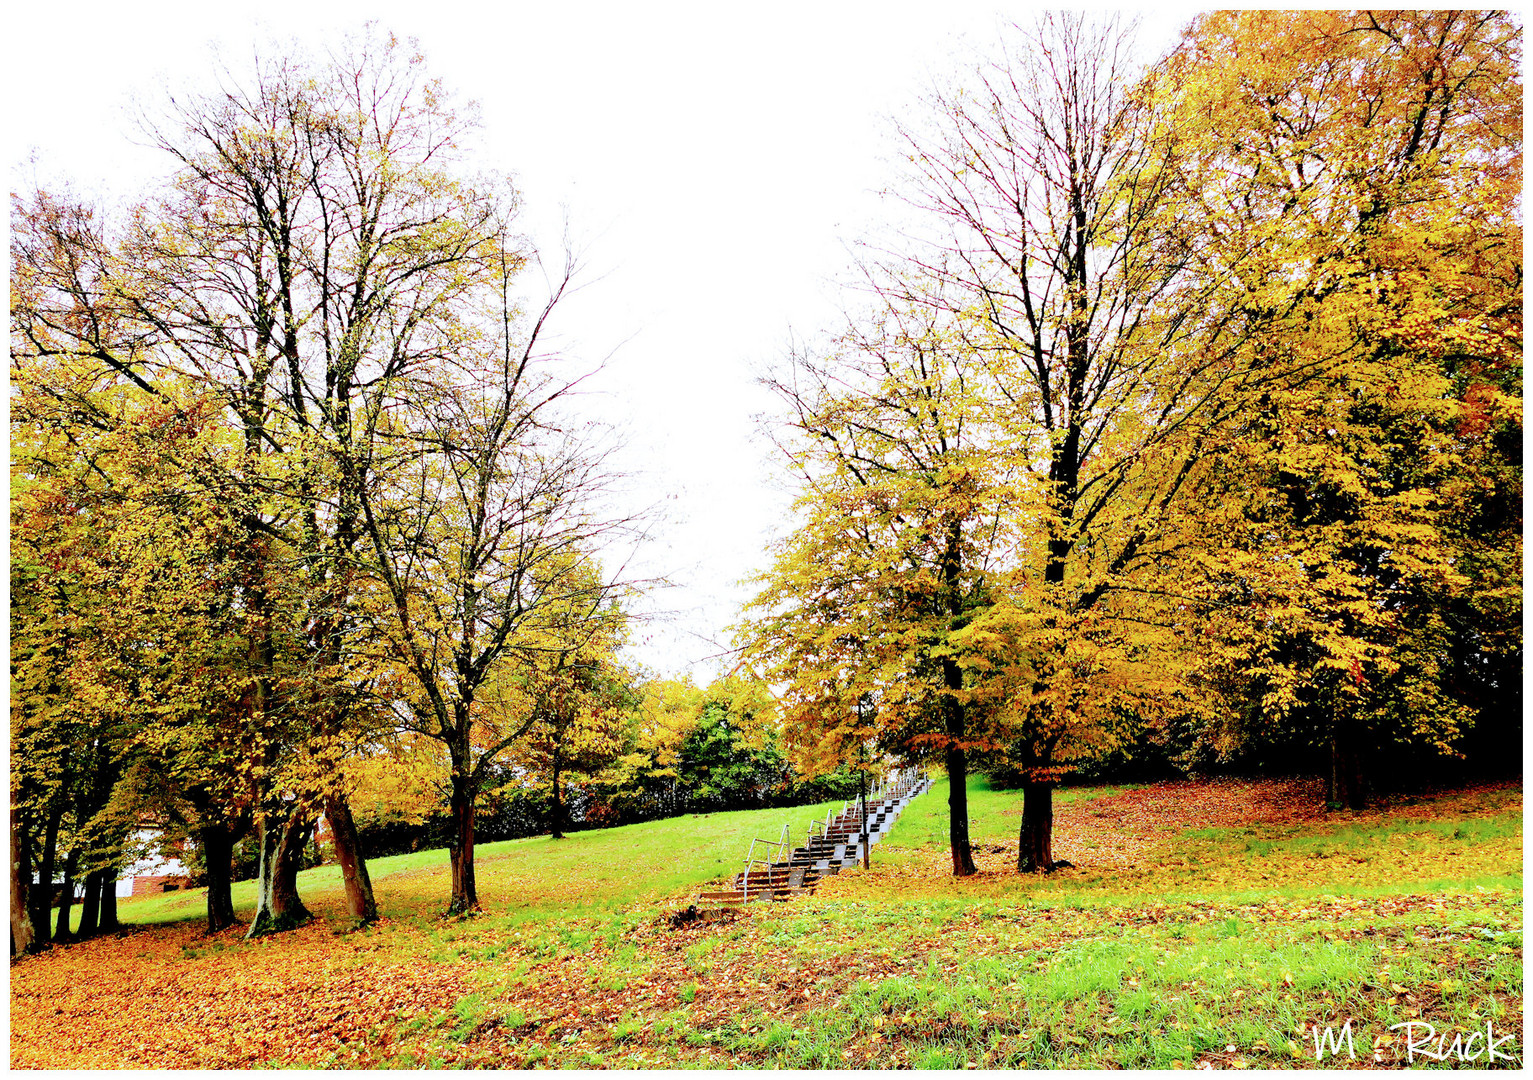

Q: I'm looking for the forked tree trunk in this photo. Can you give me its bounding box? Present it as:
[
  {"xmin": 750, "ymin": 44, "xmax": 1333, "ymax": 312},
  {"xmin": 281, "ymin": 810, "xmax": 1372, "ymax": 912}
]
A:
[
  {"xmin": 271, "ymin": 812, "xmax": 314, "ymax": 926},
  {"xmin": 325, "ymin": 793, "xmax": 377, "ymax": 925},
  {"xmin": 447, "ymin": 776, "xmax": 478, "ymax": 915},
  {"xmin": 1017, "ymin": 781, "xmax": 1056, "ymax": 872},
  {"xmin": 201, "ymin": 822, "xmax": 240, "ymax": 933},
  {"xmin": 247, "ymin": 806, "xmax": 312, "ymax": 937}
]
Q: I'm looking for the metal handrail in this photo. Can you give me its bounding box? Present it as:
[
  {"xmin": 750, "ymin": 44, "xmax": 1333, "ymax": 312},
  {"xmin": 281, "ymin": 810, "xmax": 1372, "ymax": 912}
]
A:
[{"xmin": 741, "ymin": 823, "xmax": 793, "ymax": 903}]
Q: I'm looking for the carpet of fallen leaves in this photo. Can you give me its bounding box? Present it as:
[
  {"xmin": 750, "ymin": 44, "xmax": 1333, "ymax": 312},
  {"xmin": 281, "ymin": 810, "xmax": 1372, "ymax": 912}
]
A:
[
  {"xmin": 9, "ymin": 912, "xmax": 475, "ymax": 1068},
  {"xmin": 849, "ymin": 776, "xmax": 1519, "ymax": 889},
  {"xmin": 10, "ymin": 777, "xmax": 1520, "ymax": 1069}
]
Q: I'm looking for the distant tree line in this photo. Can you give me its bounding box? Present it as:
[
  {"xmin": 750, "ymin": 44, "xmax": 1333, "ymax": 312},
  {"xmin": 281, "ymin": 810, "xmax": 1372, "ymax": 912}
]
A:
[{"xmin": 339, "ymin": 677, "xmax": 866, "ymax": 861}]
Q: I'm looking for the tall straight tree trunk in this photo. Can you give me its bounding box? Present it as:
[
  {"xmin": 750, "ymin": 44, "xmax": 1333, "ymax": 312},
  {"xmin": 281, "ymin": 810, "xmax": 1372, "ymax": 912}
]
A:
[
  {"xmin": 940, "ymin": 518, "xmax": 977, "ymax": 878},
  {"xmin": 549, "ymin": 755, "xmax": 565, "ymax": 840},
  {"xmin": 945, "ymin": 740, "xmax": 976, "ymax": 876},
  {"xmin": 446, "ymin": 773, "xmax": 478, "ymax": 915},
  {"xmin": 1331, "ymin": 715, "xmax": 1367, "ymax": 811},
  {"xmin": 11, "ymin": 812, "xmax": 35, "ymax": 955},
  {"xmin": 54, "ymin": 848, "xmax": 78, "ymax": 943},
  {"xmin": 1017, "ymin": 781, "xmax": 1056, "ymax": 872},
  {"xmin": 859, "ymin": 766, "xmax": 870, "ymax": 871},
  {"xmin": 240, "ymin": 525, "xmax": 285, "ymax": 940},
  {"xmin": 325, "ymin": 793, "xmax": 377, "ymax": 925},
  {"xmin": 943, "ymin": 654, "xmax": 977, "ymax": 877},
  {"xmin": 76, "ymin": 867, "xmax": 106, "ymax": 939},
  {"xmin": 201, "ymin": 822, "xmax": 239, "ymax": 933},
  {"xmin": 98, "ymin": 873, "xmax": 119, "ymax": 933},
  {"xmin": 29, "ymin": 802, "xmax": 61, "ymax": 941}
]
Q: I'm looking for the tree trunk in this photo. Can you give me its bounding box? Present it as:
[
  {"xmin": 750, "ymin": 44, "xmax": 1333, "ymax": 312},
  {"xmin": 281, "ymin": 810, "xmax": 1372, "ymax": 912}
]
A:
[
  {"xmin": 29, "ymin": 802, "xmax": 61, "ymax": 941},
  {"xmin": 271, "ymin": 811, "xmax": 313, "ymax": 926},
  {"xmin": 945, "ymin": 744, "xmax": 976, "ymax": 876},
  {"xmin": 98, "ymin": 873, "xmax": 119, "ymax": 933},
  {"xmin": 76, "ymin": 867, "xmax": 106, "ymax": 939},
  {"xmin": 942, "ymin": 653, "xmax": 977, "ymax": 876},
  {"xmin": 1017, "ymin": 781, "xmax": 1056, "ymax": 872},
  {"xmin": 11, "ymin": 812, "xmax": 35, "ymax": 955},
  {"xmin": 1333, "ymin": 724, "xmax": 1367, "ymax": 811},
  {"xmin": 247, "ymin": 805, "xmax": 311, "ymax": 937},
  {"xmin": 446, "ymin": 775, "xmax": 478, "ymax": 915},
  {"xmin": 549, "ymin": 756, "xmax": 565, "ymax": 840},
  {"xmin": 1325, "ymin": 731, "xmax": 1339, "ymax": 808},
  {"xmin": 939, "ymin": 514, "xmax": 977, "ymax": 878},
  {"xmin": 54, "ymin": 848, "xmax": 78, "ymax": 943},
  {"xmin": 201, "ymin": 822, "xmax": 240, "ymax": 933},
  {"xmin": 325, "ymin": 793, "xmax": 377, "ymax": 925}
]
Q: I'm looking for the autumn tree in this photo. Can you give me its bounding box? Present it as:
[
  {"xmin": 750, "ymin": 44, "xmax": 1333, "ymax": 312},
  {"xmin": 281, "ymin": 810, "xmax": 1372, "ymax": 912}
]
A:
[
  {"xmin": 353, "ymin": 283, "xmax": 634, "ymax": 910},
  {"xmin": 505, "ymin": 604, "xmax": 631, "ymax": 840},
  {"xmin": 589, "ymin": 675, "xmax": 798, "ymax": 823},
  {"xmin": 10, "ymin": 29, "xmax": 553, "ymax": 931},
  {"xmin": 746, "ymin": 282, "xmax": 1027, "ymax": 876},
  {"xmin": 760, "ymin": 14, "xmax": 1261, "ymax": 874},
  {"xmin": 1160, "ymin": 10, "xmax": 1522, "ymax": 806},
  {"xmin": 9, "ymin": 360, "xmax": 273, "ymax": 937},
  {"xmin": 671, "ymin": 677, "xmax": 788, "ymax": 811}
]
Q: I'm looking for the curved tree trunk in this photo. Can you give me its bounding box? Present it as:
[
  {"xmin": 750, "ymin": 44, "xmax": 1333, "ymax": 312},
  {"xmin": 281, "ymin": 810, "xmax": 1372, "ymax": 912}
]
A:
[
  {"xmin": 201, "ymin": 822, "xmax": 240, "ymax": 933},
  {"xmin": 446, "ymin": 776, "xmax": 478, "ymax": 915},
  {"xmin": 325, "ymin": 793, "xmax": 377, "ymax": 925},
  {"xmin": 247, "ymin": 806, "xmax": 312, "ymax": 937},
  {"xmin": 1017, "ymin": 781, "xmax": 1056, "ymax": 872},
  {"xmin": 270, "ymin": 811, "xmax": 314, "ymax": 926}
]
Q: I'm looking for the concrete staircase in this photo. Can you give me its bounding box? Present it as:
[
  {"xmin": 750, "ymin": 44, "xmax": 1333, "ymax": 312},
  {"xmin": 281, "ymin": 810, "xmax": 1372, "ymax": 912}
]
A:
[{"xmin": 692, "ymin": 768, "xmax": 932, "ymax": 908}]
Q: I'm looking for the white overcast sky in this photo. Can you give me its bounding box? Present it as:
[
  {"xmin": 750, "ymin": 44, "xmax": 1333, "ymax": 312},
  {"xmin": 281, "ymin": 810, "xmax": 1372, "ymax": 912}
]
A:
[{"xmin": 6, "ymin": 2, "xmax": 1200, "ymax": 680}]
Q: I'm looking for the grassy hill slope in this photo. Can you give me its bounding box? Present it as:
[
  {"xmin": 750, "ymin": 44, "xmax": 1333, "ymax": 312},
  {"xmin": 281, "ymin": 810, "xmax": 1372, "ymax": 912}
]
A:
[{"xmin": 11, "ymin": 777, "xmax": 1521, "ymax": 1069}]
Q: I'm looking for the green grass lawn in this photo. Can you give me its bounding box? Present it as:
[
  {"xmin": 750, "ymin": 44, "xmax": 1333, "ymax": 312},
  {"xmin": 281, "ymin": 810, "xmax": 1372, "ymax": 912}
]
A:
[
  {"xmin": 17, "ymin": 777, "xmax": 1522, "ymax": 1069},
  {"xmin": 106, "ymin": 794, "xmax": 862, "ymax": 929}
]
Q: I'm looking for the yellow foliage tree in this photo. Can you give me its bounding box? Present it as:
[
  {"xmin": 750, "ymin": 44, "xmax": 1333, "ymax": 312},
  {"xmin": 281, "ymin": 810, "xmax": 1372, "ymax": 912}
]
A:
[{"xmin": 1160, "ymin": 10, "xmax": 1521, "ymax": 805}]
